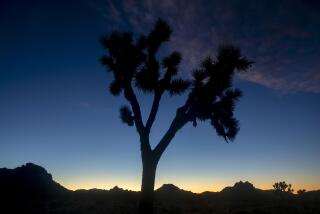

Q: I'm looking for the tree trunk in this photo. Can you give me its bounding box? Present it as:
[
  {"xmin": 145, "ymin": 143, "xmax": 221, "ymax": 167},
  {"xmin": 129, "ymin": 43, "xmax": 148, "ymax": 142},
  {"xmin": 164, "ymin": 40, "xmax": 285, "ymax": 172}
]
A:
[{"xmin": 139, "ymin": 156, "xmax": 157, "ymax": 214}]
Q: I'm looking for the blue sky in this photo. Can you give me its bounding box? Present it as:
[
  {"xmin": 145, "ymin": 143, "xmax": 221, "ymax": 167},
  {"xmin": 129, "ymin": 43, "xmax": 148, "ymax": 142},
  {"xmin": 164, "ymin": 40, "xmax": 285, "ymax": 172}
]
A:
[{"xmin": 0, "ymin": 0, "xmax": 319, "ymax": 192}]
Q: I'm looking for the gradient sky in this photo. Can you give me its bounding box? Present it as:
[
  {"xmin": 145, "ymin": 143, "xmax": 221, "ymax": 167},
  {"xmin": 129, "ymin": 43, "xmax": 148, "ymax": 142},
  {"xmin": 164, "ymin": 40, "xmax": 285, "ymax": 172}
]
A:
[{"xmin": 1, "ymin": 0, "xmax": 320, "ymax": 193}]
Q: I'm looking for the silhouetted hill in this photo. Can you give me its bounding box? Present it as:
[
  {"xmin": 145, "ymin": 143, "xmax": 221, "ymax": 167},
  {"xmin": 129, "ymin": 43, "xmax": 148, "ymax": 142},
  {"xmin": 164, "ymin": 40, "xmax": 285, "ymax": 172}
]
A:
[
  {"xmin": 0, "ymin": 163, "xmax": 67, "ymax": 199},
  {"xmin": 0, "ymin": 163, "xmax": 68, "ymax": 214},
  {"xmin": 156, "ymin": 184, "xmax": 193, "ymax": 195},
  {"xmin": 156, "ymin": 184, "xmax": 194, "ymax": 202},
  {"xmin": 221, "ymin": 181, "xmax": 256, "ymax": 193},
  {"xmin": 201, "ymin": 181, "xmax": 263, "ymax": 199},
  {"xmin": 1, "ymin": 163, "xmax": 320, "ymax": 214},
  {"xmin": 219, "ymin": 181, "xmax": 271, "ymax": 200}
]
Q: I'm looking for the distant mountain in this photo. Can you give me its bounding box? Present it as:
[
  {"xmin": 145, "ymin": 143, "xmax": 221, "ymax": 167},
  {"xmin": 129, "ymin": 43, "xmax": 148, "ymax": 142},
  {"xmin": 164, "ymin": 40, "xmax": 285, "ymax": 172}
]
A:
[
  {"xmin": 218, "ymin": 181, "xmax": 274, "ymax": 203},
  {"xmin": 156, "ymin": 184, "xmax": 194, "ymax": 200},
  {"xmin": 0, "ymin": 163, "xmax": 67, "ymax": 199},
  {"xmin": 156, "ymin": 184, "xmax": 188, "ymax": 193},
  {"xmin": 221, "ymin": 181, "xmax": 256, "ymax": 193}
]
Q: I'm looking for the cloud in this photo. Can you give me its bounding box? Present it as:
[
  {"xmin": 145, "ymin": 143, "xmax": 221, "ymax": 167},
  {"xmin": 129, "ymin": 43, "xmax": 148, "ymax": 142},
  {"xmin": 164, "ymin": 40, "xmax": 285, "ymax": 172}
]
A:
[
  {"xmin": 107, "ymin": 0, "xmax": 122, "ymax": 23},
  {"xmin": 103, "ymin": 0, "xmax": 320, "ymax": 94},
  {"xmin": 238, "ymin": 68, "xmax": 320, "ymax": 94}
]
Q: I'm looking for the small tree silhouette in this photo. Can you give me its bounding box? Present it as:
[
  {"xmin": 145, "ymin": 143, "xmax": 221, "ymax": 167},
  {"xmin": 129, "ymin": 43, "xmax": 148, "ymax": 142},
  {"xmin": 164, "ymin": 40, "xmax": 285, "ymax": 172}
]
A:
[
  {"xmin": 297, "ymin": 189, "xmax": 306, "ymax": 195},
  {"xmin": 273, "ymin": 181, "xmax": 294, "ymax": 194},
  {"xmin": 100, "ymin": 19, "xmax": 252, "ymax": 214}
]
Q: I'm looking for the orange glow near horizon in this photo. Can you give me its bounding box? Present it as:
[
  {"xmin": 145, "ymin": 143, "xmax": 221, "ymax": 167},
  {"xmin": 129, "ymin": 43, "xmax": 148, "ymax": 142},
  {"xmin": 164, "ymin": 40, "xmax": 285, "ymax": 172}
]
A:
[{"xmin": 59, "ymin": 179, "xmax": 320, "ymax": 194}]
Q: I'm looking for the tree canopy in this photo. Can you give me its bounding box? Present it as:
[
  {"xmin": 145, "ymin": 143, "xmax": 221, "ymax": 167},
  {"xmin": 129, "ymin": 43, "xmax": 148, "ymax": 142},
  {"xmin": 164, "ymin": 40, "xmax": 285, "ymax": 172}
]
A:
[{"xmin": 100, "ymin": 19, "xmax": 253, "ymax": 145}]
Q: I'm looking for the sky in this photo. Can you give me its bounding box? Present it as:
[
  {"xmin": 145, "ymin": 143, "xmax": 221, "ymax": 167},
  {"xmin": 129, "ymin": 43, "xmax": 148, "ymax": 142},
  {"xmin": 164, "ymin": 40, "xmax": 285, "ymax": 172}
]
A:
[{"xmin": 0, "ymin": 0, "xmax": 319, "ymax": 193}]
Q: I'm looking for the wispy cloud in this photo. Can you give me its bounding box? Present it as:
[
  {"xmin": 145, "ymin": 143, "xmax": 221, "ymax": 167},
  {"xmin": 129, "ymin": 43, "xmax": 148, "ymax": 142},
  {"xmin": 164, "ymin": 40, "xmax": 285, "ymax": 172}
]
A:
[{"xmin": 238, "ymin": 68, "xmax": 320, "ymax": 94}]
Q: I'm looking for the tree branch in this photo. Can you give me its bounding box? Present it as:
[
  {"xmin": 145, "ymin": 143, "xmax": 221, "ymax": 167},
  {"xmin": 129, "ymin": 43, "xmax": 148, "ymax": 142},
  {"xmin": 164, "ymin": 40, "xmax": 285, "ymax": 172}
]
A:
[
  {"xmin": 145, "ymin": 65, "xmax": 179, "ymax": 134},
  {"xmin": 145, "ymin": 90, "xmax": 162, "ymax": 134},
  {"xmin": 153, "ymin": 107, "xmax": 190, "ymax": 162},
  {"xmin": 124, "ymin": 86, "xmax": 147, "ymax": 136}
]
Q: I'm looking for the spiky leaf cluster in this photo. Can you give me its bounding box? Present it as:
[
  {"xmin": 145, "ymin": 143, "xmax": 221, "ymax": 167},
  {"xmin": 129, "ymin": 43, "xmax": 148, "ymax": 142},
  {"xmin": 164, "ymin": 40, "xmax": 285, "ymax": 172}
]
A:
[
  {"xmin": 186, "ymin": 46, "xmax": 253, "ymax": 141},
  {"xmin": 134, "ymin": 20, "xmax": 172, "ymax": 93},
  {"xmin": 119, "ymin": 105, "xmax": 134, "ymax": 126},
  {"xmin": 101, "ymin": 19, "xmax": 190, "ymax": 97},
  {"xmin": 147, "ymin": 19, "xmax": 172, "ymax": 54},
  {"xmin": 100, "ymin": 31, "xmax": 147, "ymax": 95},
  {"xmin": 167, "ymin": 78, "xmax": 190, "ymax": 96}
]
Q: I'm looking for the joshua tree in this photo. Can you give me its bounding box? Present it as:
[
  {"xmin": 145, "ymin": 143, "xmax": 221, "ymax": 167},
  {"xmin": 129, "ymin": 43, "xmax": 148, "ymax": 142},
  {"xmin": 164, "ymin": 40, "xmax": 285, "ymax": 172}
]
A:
[
  {"xmin": 100, "ymin": 19, "xmax": 252, "ymax": 214},
  {"xmin": 273, "ymin": 181, "xmax": 294, "ymax": 193},
  {"xmin": 297, "ymin": 189, "xmax": 306, "ymax": 195}
]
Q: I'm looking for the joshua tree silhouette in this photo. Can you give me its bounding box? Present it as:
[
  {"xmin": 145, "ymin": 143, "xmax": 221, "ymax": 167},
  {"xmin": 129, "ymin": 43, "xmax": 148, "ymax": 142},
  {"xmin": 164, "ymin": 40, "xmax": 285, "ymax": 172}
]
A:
[
  {"xmin": 273, "ymin": 181, "xmax": 294, "ymax": 193},
  {"xmin": 100, "ymin": 19, "xmax": 253, "ymax": 214}
]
